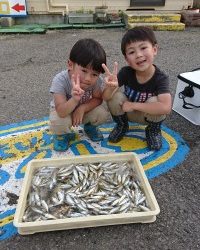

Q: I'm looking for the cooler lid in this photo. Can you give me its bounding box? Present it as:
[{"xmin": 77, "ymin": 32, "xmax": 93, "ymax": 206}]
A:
[{"xmin": 178, "ymin": 70, "xmax": 200, "ymax": 89}]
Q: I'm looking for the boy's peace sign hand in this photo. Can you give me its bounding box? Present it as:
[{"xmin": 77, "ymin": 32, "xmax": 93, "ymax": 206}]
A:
[
  {"xmin": 102, "ymin": 62, "xmax": 119, "ymax": 88},
  {"xmin": 71, "ymin": 74, "xmax": 85, "ymax": 102}
]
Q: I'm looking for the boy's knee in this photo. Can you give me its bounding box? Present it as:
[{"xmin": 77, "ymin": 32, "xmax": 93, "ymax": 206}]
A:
[
  {"xmin": 110, "ymin": 91, "xmax": 126, "ymax": 104},
  {"xmin": 93, "ymin": 106, "xmax": 110, "ymax": 125},
  {"xmin": 85, "ymin": 106, "xmax": 109, "ymax": 126},
  {"xmin": 145, "ymin": 96, "xmax": 166, "ymax": 122},
  {"xmin": 107, "ymin": 91, "xmax": 127, "ymax": 115}
]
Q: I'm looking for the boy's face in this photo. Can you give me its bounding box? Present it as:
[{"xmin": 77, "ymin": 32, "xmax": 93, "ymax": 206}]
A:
[
  {"xmin": 124, "ymin": 40, "xmax": 158, "ymax": 72},
  {"xmin": 68, "ymin": 61, "xmax": 100, "ymax": 90}
]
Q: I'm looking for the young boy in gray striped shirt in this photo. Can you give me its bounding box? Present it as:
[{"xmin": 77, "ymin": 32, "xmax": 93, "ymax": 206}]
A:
[{"xmin": 50, "ymin": 38, "xmax": 109, "ymax": 151}]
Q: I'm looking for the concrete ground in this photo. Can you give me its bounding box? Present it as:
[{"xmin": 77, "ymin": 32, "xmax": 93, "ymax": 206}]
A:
[{"xmin": 0, "ymin": 27, "xmax": 200, "ymax": 250}]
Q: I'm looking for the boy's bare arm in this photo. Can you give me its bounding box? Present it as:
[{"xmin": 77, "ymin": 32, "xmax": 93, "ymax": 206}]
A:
[
  {"xmin": 54, "ymin": 74, "xmax": 86, "ymax": 118},
  {"xmin": 78, "ymin": 91, "xmax": 103, "ymax": 114},
  {"xmin": 102, "ymin": 62, "xmax": 119, "ymax": 101},
  {"xmin": 54, "ymin": 93, "xmax": 79, "ymax": 118},
  {"xmin": 102, "ymin": 86, "xmax": 119, "ymax": 101},
  {"xmin": 71, "ymin": 90, "xmax": 103, "ymax": 127},
  {"xmin": 122, "ymin": 93, "xmax": 172, "ymax": 115},
  {"xmin": 72, "ymin": 97, "xmax": 102, "ymax": 127}
]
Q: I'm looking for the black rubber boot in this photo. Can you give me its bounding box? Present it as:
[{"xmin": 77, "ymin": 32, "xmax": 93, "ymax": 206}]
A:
[
  {"xmin": 145, "ymin": 120, "xmax": 162, "ymax": 150},
  {"xmin": 108, "ymin": 114, "xmax": 129, "ymax": 143}
]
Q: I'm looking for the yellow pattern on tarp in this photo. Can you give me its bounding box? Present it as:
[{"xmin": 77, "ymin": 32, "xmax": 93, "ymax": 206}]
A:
[
  {"xmin": 0, "ymin": 215, "xmax": 14, "ymax": 227},
  {"xmin": 1, "ymin": 129, "xmax": 51, "ymax": 165},
  {"xmin": 144, "ymin": 130, "xmax": 177, "ymax": 171}
]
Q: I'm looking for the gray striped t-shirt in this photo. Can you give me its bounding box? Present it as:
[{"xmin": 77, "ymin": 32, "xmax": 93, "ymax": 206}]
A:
[{"xmin": 50, "ymin": 70, "xmax": 104, "ymax": 108}]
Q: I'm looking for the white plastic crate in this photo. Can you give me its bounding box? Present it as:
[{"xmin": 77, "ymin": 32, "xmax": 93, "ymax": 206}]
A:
[
  {"xmin": 14, "ymin": 152, "xmax": 160, "ymax": 235},
  {"xmin": 173, "ymin": 70, "xmax": 200, "ymax": 125}
]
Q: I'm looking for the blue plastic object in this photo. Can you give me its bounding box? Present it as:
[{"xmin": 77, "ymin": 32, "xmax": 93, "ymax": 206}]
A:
[{"xmin": 84, "ymin": 123, "xmax": 103, "ymax": 142}]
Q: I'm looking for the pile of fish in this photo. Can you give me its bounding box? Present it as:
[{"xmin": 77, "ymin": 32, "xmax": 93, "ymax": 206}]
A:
[{"xmin": 22, "ymin": 161, "xmax": 150, "ymax": 222}]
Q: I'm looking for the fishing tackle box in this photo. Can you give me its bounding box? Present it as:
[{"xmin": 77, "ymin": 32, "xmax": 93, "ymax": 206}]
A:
[
  {"xmin": 173, "ymin": 69, "xmax": 200, "ymax": 125},
  {"xmin": 14, "ymin": 152, "xmax": 160, "ymax": 235}
]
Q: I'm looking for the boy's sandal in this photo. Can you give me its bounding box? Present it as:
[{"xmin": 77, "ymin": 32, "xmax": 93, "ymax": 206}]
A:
[
  {"xmin": 53, "ymin": 133, "xmax": 75, "ymax": 151},
  {"xmin": 53, "ymin": 134, "xmax": 69, "ymax": 151}
]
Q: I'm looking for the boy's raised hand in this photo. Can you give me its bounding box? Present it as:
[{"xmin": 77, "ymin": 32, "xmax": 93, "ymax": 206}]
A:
[
  {"xmin": 102, "ymin": 62, "xmax": 119, "ymax": 88},
  {"xmin": 71, "ymin": 74, "xmax": 85, "ymax": 101}
]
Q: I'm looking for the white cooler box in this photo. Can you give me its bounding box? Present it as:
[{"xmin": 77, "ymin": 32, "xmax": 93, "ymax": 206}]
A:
[{"xmin": 173, "ymin": 69, "xmax": 200, "ymax": 125}]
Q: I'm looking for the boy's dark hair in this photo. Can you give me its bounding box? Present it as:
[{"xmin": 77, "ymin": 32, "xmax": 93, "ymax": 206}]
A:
[
  {"xmin": 69, "ymin": 38, "xmax": 106, "ymax": 73},
  {"xmin": 121, "ymin": 26, "xmax": 157, "ymax": 56}
]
